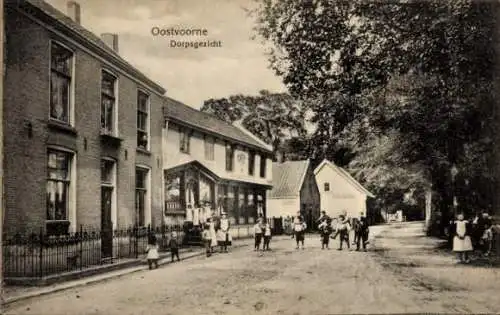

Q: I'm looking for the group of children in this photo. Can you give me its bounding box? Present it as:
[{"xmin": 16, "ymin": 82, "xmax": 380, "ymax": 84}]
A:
[
  {"xmin": 145, "ymin": 232, "xmax": 181, "ymax": 270},
  {"xmin": 253, "ymin": 217, "xmax": 273, "ymax": 251},
  {"xmin": 317, "ymin": 210, "xmax": 370, "ymax": 251},
  {"xmin": 202, "ymin": 212, "xmax": 233, "ymax": 257},
  {"xmin": 143, "ymin": 210, "xmax": 372, "ymax": 268}
]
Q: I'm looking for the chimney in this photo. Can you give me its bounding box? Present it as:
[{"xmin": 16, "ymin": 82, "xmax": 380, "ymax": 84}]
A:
[
  {"xmin": 101, "ymin": 33, "xmax": 119, "ymax": 53},
  {"xmin": 67, "ymin": 1, "xmax": 81, "ymax": 24}
]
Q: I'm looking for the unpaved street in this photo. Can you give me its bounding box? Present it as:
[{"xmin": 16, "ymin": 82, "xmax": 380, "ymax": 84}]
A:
[{"xmin": 4, "ymin": 224, "xmax": 500, "ymax": 314}]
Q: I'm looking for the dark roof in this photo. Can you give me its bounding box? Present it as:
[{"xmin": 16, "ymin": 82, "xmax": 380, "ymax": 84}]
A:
[
  {"xmin": 19, "ymin": 0, "xmax": 165, "ymax": 94},
  {"xmin": 164, "ymin": 160, "xmax": 273, "ymax": 188},
  {"xmin": 268, "ymin": 160, "xmax": 310, "ymax": 198},
  {"xmin": 163, "ymin": 97, "xmax": 272, "ymax": 153}
]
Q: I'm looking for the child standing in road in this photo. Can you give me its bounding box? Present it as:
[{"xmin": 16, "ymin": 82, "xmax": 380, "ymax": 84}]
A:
[
  {"xmin": 263, "ymin": 221, "xmax": 272, "ymax": 251},
  {"xmin": 293, "ymin": 215, "xmax": 307, "ymax": 250},
  {"xmin": 254, "ymin": 218, "xmax": 264, "ymax": 251},
  {"xmin": 452, "ymin": 213, "xmax": 473, "ymax": 263},
  {"xmin": 169, "ymin": 231, "xmax": 181, "ymax": 262},
  {"xmin": 203, "ymin": 223, "xmax": 212, "ymax": 257},
  {"xmin": 145, "ymin": 234, "xmax": 160, "ymax": 270},
  {"xmin": 319, "ymin": 218, "xmax": 333, "ymax": 249}
]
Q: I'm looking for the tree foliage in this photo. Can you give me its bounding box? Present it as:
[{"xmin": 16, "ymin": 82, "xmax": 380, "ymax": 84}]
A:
[
  {"xmin": 251, "ymin": 0, "xmax": 497, "ymax": 223},
  {"xmin": 200, "ymin": 90, "xmax": 308, "ymax": 156}
]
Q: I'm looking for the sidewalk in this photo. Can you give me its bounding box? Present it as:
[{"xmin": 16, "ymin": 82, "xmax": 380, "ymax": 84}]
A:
[{"xmin": 2, "ymin": 237, "xmax": 259, "ymax": 306}]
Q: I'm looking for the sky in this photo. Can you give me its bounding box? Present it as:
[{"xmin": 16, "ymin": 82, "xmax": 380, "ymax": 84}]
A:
[{"xmin": 46, "ymin": 0, "xmax": 286, "ymax": 109}]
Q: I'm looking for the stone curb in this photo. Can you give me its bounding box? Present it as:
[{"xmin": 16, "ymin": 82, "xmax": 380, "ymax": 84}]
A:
[{"xmin": 2, "ymin": 242, "xmax": 251, "ymax": 307}]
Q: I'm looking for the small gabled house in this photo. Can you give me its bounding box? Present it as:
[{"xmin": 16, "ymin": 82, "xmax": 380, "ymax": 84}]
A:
[
  {"xmin": 267, "ymin": 160, "xmax": 320, "ymax": 225},
  {"xmin": 314, "ymin": 159, "xmax": 374, "ymax": 218}
]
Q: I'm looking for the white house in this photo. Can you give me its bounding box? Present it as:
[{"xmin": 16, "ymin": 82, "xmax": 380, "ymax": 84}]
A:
[
  {"xmin": 162, "ymin": 97, "xmax": 274, "ymax": 226},
  {"xmin": 267, "ymin": 160, "xmax": 320, "ymax": 222},
  {"xmin": 314, "ymin": 159, "xmax": 374, "ymax": 218}
]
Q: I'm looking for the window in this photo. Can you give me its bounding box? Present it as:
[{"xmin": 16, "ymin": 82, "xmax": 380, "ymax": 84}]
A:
[
  {"xmin": 324, "ymin": 183, "xmax": 330, "ymax": 192},
  {"xmin": 260, "ymin": 155, "xmax": 267, "ymax": 178},
  {"xmin": 137, "ymin": 91, "xmax": 150, "ymax": 150},
  {"xmin": 179, "ymin": 129, "xmax": 191, "ymax": 153},
  {"xmin": 204, "ymin": 136, "xmax": 214, "ymax": 160},
  {"xmin": 50, "ymin": 42, "xmax": 73, "ymax": 124},
  {"xmin": 101, "ymin": 159, "xmax": 115, "ymax": 184},
  {"xmin": 248, "ymin": 151, "xmax": 255, "ymax": 176},
  {"xmin": 46, "ymin": 150, "xmax": 72, "ymax": 221},
  {"xmin": 226, "ymin": 143, "xmax": 234, "ymax": 171},
  {"xmin": 101, "ymin": 71, "xmax": 117, "ymax": 134},
  {"xmin": 135, "ymin": 168, "xmax": 149, "ymax": 227}
]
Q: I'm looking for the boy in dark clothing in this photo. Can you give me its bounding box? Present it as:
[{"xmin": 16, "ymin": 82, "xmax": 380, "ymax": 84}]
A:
[
  {"xmin": 356, "ymin": 212, "xmax": 369, "ymax": 251},
  {"xmin": 319, "ymin": 218, "xmax": 333, "ymax": 249},
  {"xmin": 169, "ymin": 231, "xmax": 181, "ymax": 262}
]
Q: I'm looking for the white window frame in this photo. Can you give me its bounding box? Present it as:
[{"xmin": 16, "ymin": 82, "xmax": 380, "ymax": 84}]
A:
[
  {"xmin": 226, "ymin": 143, "xmax": 235, "ymax": 172},
  {"xmin": 137, "ymin": 89, "xmax": 151, "ymax": 151},
  {"xmin": 324, "ymin": 182, "xmax": 330, "ymax": 192},
  {"xmin": 49, "ymin": 40, "xmax": 75, "ymax": 126},
  {"xmin": 100, "ymin": 69, "xmax": 119, "ymax": 137},
  {"xmin": 204, "ymin": 135, "xmax": 214, "ymax": 160},
  {"xmin": 46, "ymin": 146, "xmax": 77, "ymax": 232},
  {"xmin": 179, "ymin": 128, "xmax": 191, "ymax": 154},
  {"xmin": 135, "ymin": 165, "xmax": 151, "ymax": 227},
  {"xmin": 101, "ymin": 157, "xmax": 118, "ymax": 230},
  {"xmin": 259, "ymin": 154, "xmax": 267, "ymax": 178}
]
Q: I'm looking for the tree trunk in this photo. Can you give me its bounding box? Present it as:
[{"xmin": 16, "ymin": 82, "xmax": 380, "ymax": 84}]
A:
[{"xmin": 424, "ymin": 187, "xmax": 432, "ymax": 234}]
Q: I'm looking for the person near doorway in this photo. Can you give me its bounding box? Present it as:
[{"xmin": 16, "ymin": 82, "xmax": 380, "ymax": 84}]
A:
[
  {"xmin": 169, "ymin": 231, "xmax": 181, "ymax": 262},
  {"xmin": 218, "ymin": 212, "xmax": 232, "ymax": 253}
]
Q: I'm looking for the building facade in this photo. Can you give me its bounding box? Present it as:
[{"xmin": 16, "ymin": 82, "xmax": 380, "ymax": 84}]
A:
[
  {"xmin": 162, "ymin": 97, "xmax": 273, "ymax": 226},
  {"xmin": 267, "ymin": 160, "xmax": 320, "ymax": 226},
  {"xmin": 314, "ymin": 159, "xmax": 374, "ymax": 219},
  {"xmin": 3, "ymin": 0, "xmax": 166, "ymax": 237}
]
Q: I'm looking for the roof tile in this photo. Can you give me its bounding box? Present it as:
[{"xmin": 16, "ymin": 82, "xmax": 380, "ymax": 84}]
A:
[
  {"xmin": 268, "ymin": 160, "xmax": 310, "ymax": 198},
  {"xmin": 164, "ymin": 97, "xmax": 272, "ymax": 153}
]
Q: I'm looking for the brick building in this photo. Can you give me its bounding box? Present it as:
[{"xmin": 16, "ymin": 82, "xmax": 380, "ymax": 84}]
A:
[{"xmin": 3, "ymin": 0, "xmax": 166, "ymax": 237}]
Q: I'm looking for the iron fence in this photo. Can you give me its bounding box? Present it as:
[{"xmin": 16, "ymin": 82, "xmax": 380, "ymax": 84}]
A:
[
  {"xmin": 2, "ymin": 224, "xmax": 193, "ymax": 279},
  {"xmin": 2, "ymin": 220, "xmax": 281, "ymax": 280}
]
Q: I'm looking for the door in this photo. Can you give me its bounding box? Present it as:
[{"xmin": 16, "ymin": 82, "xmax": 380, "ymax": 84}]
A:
[{"xmin": 101, "ymin": 186, "xmax": 114, "ymax": 259}]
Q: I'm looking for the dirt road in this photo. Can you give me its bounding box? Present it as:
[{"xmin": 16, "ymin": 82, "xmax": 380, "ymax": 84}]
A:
[{"xmin": 4, "ymin": 224, "xmax": 500, "ymax": 314}]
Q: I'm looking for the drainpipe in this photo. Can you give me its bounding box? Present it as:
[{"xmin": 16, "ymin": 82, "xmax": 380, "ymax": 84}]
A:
[
  {"xmin": 162, "ymin": 118, "xmax": 169, "ymax": 225},
  {"xmin": 1, "ymin": 0, "xmax": 5, "ymax": 301}
]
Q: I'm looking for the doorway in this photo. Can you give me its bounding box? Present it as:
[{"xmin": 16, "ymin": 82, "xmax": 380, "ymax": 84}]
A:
[{"xmin": 101, "ymin": 186, "xmax": 113, "ymax": 259}]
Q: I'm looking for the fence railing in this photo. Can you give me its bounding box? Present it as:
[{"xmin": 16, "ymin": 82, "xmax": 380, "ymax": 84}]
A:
[{"xmin": 3, "ymin": 219, "xmax": 285, "ymax": 280}]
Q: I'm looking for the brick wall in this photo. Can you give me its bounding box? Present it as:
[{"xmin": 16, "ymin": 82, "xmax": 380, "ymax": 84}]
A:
[{"xmin": 3, "ymin": 7, "xmax": 165, "ymax": 235}]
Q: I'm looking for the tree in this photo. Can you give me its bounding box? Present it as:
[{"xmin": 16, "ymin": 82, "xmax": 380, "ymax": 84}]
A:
[
  {"xmin": 251, "ymin": 0, "xmax": 497, "ymax": 232},
  {"xmin": 201, "ymin": 90, "xmax": 309, "ymax": 157}
]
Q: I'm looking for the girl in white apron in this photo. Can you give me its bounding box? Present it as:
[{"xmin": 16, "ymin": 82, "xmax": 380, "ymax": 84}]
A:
[{"xmin": 452, "ymin": 213, "xmax": 473, "ymax": 263}]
